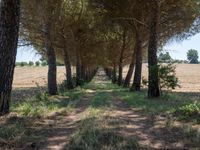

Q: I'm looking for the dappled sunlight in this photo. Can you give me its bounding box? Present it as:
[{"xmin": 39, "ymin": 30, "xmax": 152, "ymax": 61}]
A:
[{"xmin": 1, "ymin": 69, "xmax": 200, "ymax": 149}]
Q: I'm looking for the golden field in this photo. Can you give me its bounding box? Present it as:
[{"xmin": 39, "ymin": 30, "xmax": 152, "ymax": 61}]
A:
[
  {"xmin": 123, "ymin": 63, "xmax": 200, "ymax": 92},
  {"xmin": 13, "ymin": 64, "xmax": 200, "ymax": 92}
]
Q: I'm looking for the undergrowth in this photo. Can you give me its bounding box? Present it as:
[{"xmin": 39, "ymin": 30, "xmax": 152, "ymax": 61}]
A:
[
  {"xmin": 11, "ymin": 87, "xmax": 84, "ymax": 118},
  {"xmin": 174, "ymin": 102, "xmax": 200, "ymax": 123}
]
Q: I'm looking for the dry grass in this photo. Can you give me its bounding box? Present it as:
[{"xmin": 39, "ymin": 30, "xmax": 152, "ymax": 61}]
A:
[
  {"xmin": 13, "ymin": 64, "xmax": 200, "ymax": 92},
  {"xmin": 123, "ymin": 63, "xmax": 200, "ymax": 92},
  {"xmin": 13, "ymin": 66, "xmax": 67, "ymax": 88}
]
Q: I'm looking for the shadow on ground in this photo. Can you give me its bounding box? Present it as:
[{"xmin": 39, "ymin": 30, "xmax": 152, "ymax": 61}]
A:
[{"xmin": 1, "ymin": 69, "xmax": 200, "ymax": 150}]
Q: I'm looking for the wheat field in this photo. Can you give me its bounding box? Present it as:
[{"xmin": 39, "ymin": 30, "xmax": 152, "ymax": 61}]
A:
[{"xmin": 13, "ymin": 64, "xmax": 200, "ymax": 92}]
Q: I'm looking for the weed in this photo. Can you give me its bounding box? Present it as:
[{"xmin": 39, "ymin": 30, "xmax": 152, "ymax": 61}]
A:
[{"xmin": 174, "ymin": 102, "xmax": 200, "ymax": 123}]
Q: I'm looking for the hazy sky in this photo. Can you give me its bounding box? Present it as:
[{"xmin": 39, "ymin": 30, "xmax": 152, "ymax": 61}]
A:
[{"xmin": 16, "ymin": 33, "xmax": 200, "ymax": 62}]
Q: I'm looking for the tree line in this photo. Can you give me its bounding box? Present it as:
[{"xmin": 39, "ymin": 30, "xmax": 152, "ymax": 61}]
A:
[{"xmin": 0, "ymin": 0, "xmax": 200, "ymax": 115}]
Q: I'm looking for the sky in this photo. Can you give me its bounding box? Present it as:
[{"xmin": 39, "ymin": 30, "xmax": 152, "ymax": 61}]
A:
[{"xmin": 16, "ymin": 33, "xmax": 200, "ymax": 62}]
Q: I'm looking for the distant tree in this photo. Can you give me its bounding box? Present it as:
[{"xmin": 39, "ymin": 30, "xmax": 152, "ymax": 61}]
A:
[
  {"xmin": 158, "ymin": 52, "xmax": 172, "ymax": 63},
  {"xmin": 41, "ymin": 61, "xmax": 47, "ymax": 66},
  {"xmin": 187, "ymin": 49, "xmax": 199, "ymax": 64},
  {"xmin": 15, "ymin": 62, "xmax": 21, "ymax": 66},
  {"xmin": 35, "ymin": 61, "xmax": 40, "ymax": 66},
  {"xmin": 29, "ymin": 61, "xmax": 34, "ymax": 66},
  {"xmin": 56, "ymin": 62, "xmax": 64, "ymax": 66},
  {"xmin": 20, "ymin": 62, "xmax": 28, "ymax": 67}
]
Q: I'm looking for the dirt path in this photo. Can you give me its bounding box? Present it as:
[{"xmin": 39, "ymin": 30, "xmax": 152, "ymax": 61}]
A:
[
  {"xmin": 10, "ymin": 68, "xmax": 198, "ymax": 150},
  {"xmin": 109, "ymin": 95, "xmax": 186, "ymax": 149}
]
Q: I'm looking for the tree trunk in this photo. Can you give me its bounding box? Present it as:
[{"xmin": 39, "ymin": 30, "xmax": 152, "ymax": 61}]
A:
[
  {"xmin": 63, "ymin": 49, "xmax": 74, "ymax": 89},
  {"xmin": 148, "ymin": 2, "xmax": 160, "ymax": 98},
  {"xmin": 112, "ymin": 63, "xmax": 117, "ymax": 84},
  {"xmin": 62, "ymin": 31, "xmax": 74, "ymax": 89},
  {"xmin": 76, "ymin": 53, "xmax": 82, "ymax": 86},
  {"xmin": 131, "ymin": 29, "xmax": 142, "ymax": 91},
  {"xmin": 44, "ymin": 24, "xmax": 57, "ymax": 95},
  {"xmin": 81, "ymin": 64, "xmax": 86, "ymax": 81},
  {"xmin": 0, "ymin": 0, "xmax": 20, "ymax": 115},
  {"xmin": 118, "ymin": 30, "xmax": 126, "ymax": 86},
  {"xmin": 123, "ymin": 46, "xmax": 136, "ymax": 87}
]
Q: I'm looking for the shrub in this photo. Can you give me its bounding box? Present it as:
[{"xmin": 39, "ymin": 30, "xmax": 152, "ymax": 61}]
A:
[
  {"xmin": 142, "ymin": 63, "xmax": 179, "ymax": 93},
  {"xmin": 20, "ymin": 62, "xmax": 28, "ymax": 67},
  {"xmin": 41, "ymin": 61, "xmax": 47, "ymax": 66},
  {"xmin": 28, "ymin": 61, "xmax": 34, "ymax": 66},
  {"xmin": 174, "ymin": 102, "xmax": 200, "ymax": 120},
  {"xmin": 35, "ymin": 61, "xmax": 40, "ymax": 66},
  {"xmin": 15, "ymin": 62, "xmax": 21, "ymax": 66},
  {"xmin": 158, "ymin": 63, "xmax": 180, "ymax": 91}
]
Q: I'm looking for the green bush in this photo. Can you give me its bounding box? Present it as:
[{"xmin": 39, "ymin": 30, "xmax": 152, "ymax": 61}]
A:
[
  {"xmin": 174, "ymin": 102, "xmax": 200, "ymax": 122},
  {"xmin": 159, "ymin": 63, "xmax": 179, "ymax": 90},
  {"xmin": 20, "ymin": 62, "xmax": 28, "ymax": 67},
  {"xmin": 35, "ymin": 61, "xmax": 40, "ymax": 66},
  {"xmin": 28, "ymin": 61, "xmax": 34, "ymax": 66},
  {"xmin": 41, "ymin": 61, "xmax": 47, "ymax": 66},
  {"xmin": 15, "ymin": 62, "xmax": 21, "ymax": 66},
  {"xmin": 142, "ymin": 63, "xmax": 179, "ymax": 92}
]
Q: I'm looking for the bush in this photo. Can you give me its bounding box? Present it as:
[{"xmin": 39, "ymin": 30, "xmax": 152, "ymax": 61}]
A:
[
  {"xmin": 15, "ymin": 62, "xmax": 21, "ymax": 66},
  {"xmin": 20, "ymin": 62, "xmax": 28, "ymax": 67},
  {"xmin": 142, "ymin": 63, "xmax": 179, "ymax": 92},
  {"xmin": 56, "ymin": 62, "xmax": 64, "ymax": 66},
  {"xmin": 35, "ymin": 61, "xmax": 40, "ymax": 66},
  {"xmin": 174, "ymin": 102, "xmax": 200, "ymax": 123},
  {"xmin": 41, "ymin": 61, "xmax": 47, "ymax": 66},
  {"xmin": 159, "ymin": 63, "xmax": 179, "ymax": 90},
  {"xmin": 28, "ymin": 61, "xmax": 34, "ymax": 66}
]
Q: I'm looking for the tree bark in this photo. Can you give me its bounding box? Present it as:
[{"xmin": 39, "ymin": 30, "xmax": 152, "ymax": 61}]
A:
[
  {"xmin": 112, "ymin": 63, "xmax": 117, "ymax": 84},
  {"xmin": 61, "ymin": 31, "xmax": 74, "ymax": 89},
  {"xmin": 63, "ymin": 48, "xmax": 74, "ymax": 89},
  {"xmin": 148, "ymin": 1, "xmax": 160, "ymax": 98},
  {"xmin": 131, "ymin": 29, "xmax": 142, "ymax": 91},
  {"xmin": 44, "ymin": 23, "xmax": 57, "ymax": 95},
  {"xmin": 0, "ymin": 0, "xmax": 20, "ymax": 115},
  {"xmin": 118, "ymin": 30, "xmax": 126, "ymax": 86},
  {"xmin": 76, "ymin": 53, "xmax": 82, "ymax": 86},
  {"xmin": 123, "ymin": 45, "xmax": 136, "ymax": 87},
  {"xmin": 81, "ymin": 64, "xmax": 86, "ymax": 81}
]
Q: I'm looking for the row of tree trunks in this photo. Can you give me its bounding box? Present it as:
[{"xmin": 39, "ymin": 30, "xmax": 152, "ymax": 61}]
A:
[
  {"xmin": 75, "ymin": 53, "xmax": 97, "ymax": 85},
  {"xmin": 148, "ymin": 1, "xmax": 160, "ymax": 98},
  {"xmin": 0, "ymin": 0, "xmax": 20, "ymax": 115}
]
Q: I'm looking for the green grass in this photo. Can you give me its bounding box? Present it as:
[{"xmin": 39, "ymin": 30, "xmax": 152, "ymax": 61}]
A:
[
  {"xmin": 4, "ymin": 74, "xmax": 200, "ymax": 149},
  {"xmin": 0, "ymin": 119, "xmax": 26, "ymax": 140},
  {"xmin": 11, "ymin": 88, "xmax": 84, "ymax": 118},
  {"xmin": 114, "ymin": 90, "xmax": 182, "ymax": 115},
  {"xmin": 90, "ymin": 92, "xmax": 113, "ymax": 108},
  {"xmin": 111, "ymin": 84, "xmax": 200, "ymax": 124},
  {"xmin": 67, "ymin": 108, "xmax": 139, "ymax": 150},
  {"xmin": 1, "ymin": 86, "xmax": 85, "ymax": 147}
]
